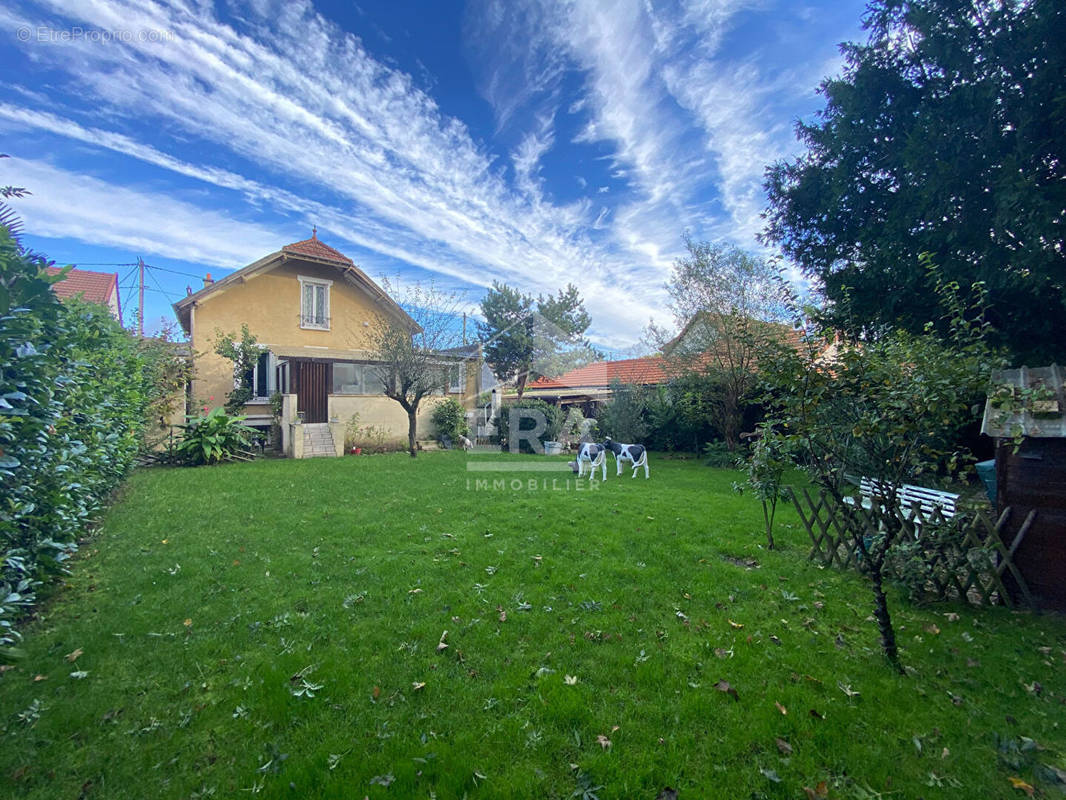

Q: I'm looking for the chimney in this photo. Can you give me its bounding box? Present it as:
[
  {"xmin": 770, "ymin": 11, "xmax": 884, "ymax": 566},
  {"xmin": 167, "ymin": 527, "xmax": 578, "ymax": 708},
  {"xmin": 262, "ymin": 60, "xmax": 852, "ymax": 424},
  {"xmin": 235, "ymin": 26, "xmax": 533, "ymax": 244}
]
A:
[
  {"xmin": 202, "ymin": 273, "xmax": 214, "ymax": 288},
  {"xmin": 186, "ymin": 285, "xmax": 192, "ymax": 296}
]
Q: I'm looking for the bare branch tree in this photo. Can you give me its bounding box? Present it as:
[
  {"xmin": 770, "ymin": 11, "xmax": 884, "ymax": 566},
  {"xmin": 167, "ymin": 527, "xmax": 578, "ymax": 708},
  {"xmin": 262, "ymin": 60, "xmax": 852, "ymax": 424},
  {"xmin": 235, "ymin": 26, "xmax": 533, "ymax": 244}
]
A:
[
  {"xmin": 366, "ymin": 280, "xmax": 465, "ymax": 457},
  {"xmin": 647, "ymin": 236, "xmax": 791, "ymax": 450}
]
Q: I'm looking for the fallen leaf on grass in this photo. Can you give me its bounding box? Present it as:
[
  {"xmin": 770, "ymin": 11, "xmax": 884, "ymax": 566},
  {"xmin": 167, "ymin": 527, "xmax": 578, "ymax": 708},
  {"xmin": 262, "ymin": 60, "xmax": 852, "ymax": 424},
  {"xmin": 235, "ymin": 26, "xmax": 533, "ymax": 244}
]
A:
[
  {"xmin": 596, "ymin": 734, "xmax": 611, "ymax": 749},
  {"xmin": 412, "ymin": 681, "xmax": 426, "ymax": 691},
  {"xmin": 728, "ymin": 620, "xmax": 744, "ymax": 629},
  {"xmin": 436, "ymin": 631, "xmax": 449, "ymax": 652},
  {"xmin": 925, "ymin": 624, "xmax": 941, "ymax": 635},
  {"xmin": 1008, "ymin": 776, "xmax": 1034, "ymax": 796},
  {"xmin": 802, "ymin": 781, "xmax": 829, "ymax": 798},
  {"xmin": 33, "ymin": 674, "xmax": 47, "ymax": 682},
  {"xmin": 70, "ymin": 670, "xmax": 89, "ymax": 679},
  {"xmin": 497, "ymin": 607, "xmax": 507, "ymax": 623},
  {"xmin": 775, "ymin": 701, "xmax": 788, "ymax": 715},
  {"xmin": 564, "ymin": 675, "xmax": 578, "ymax": 685},
  {"xmin": 371, "ymin": 685, "xmax": 380, "ymax": 699},
  {"xmin": 715, "ymin": 680, "xmax": 739, "ymax": 701},
  {"xmin": 65, "ymin": 648, "xmax": 83, "ymax": 662},
  {"xmin": 408, "ymin": 588, "xmax": 423, "ymax": 595},
  {"xmin": 776, "ymin": 737, "xmax": 792, "ymax": 755},
  {"xmin": 760, "ymin": 768, "xmax": 782, "ymax": 783},
  {"xmin": 838, "ymin": 682, "xmax": 861, "ymax": 698},
  {"xmin": 183, "ymin": 619, "xmax": 192, "ymax": 628}
]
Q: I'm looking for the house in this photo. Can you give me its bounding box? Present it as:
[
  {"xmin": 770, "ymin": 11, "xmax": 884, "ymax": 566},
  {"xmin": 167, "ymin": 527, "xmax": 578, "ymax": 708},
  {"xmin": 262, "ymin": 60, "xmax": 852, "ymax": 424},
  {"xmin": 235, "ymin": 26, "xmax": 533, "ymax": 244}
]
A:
[
  {"xmin": 47, "ymin": 266, "xmax": 121, "ymax": 319},
  {"xmin": 172, "ymin": 231, "xmax": 479, "ymax": 457},
  {"xmin": 521, "ymin": 313, "xmax": 806, "ymax": 414},
  {"xmin": 523, "ymin": 355, "xmax": 669, "ymax": 411}
]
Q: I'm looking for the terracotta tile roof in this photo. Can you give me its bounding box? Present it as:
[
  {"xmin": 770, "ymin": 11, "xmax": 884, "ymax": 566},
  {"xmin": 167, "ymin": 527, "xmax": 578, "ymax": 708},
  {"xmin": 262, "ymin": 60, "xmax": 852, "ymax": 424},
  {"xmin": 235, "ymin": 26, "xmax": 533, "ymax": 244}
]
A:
[
  {"xmin": 529, "ymin": 356, "xmax": 669, "ymax": 390},
  {"xmin": 46, "ymin": 267, "xmax": 119, "ymax": 305},
  {"xmin": 528, "ymin": 322, "xmax": 810, "ymax": 394},
  {"xmin": 281, "ymin": 229, "xmax": 353, "ymax": 265}
]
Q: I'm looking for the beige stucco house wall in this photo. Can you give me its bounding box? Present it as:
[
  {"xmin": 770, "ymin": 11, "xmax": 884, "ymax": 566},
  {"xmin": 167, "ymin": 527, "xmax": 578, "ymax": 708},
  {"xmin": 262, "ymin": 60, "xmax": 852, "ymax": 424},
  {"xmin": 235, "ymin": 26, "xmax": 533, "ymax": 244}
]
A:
[{"xmin": 173, "ymin": 233, "xmax": 481, "ymax": 452}]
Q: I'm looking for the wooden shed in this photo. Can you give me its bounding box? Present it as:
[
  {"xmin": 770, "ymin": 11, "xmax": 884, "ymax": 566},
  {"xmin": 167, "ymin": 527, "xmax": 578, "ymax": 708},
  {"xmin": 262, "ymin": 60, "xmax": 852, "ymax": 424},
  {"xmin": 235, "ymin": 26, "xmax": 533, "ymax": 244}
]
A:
[{"xmin": 982, "ymin": 365, "xmax": 1066, "ymax": 611}]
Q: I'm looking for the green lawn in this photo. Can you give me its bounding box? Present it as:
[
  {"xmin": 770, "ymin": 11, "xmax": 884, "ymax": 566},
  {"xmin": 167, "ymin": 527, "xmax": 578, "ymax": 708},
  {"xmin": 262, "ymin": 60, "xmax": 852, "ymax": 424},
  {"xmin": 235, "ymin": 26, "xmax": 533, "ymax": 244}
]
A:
[{"xmin": 2, "ymin": 452, "xmax": 1064, "ymax": 799}]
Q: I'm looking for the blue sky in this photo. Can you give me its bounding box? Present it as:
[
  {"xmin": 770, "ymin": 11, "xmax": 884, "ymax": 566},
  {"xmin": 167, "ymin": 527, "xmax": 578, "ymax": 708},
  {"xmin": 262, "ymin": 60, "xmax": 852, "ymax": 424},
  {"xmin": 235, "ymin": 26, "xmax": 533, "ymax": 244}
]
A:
[{"xmin": 0, "ymin": 0, "xmax": 865, "ymax": 347}]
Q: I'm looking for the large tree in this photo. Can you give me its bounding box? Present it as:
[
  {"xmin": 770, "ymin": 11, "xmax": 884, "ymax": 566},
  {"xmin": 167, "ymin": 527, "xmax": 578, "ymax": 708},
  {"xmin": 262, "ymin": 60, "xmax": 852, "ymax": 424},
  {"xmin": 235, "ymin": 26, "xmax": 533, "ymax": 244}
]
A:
[
  {"xmin": 368, "ymin": 282, "xmax": 464, "ymax": 458},
  {"xmin": 763, "ymin": 0, "xmax": 1066, "ymax": 364},
  {"xmin": 477, "ymin": 281, "xmax": 594, "ymax": 397},
  {"xmin": 650, "ymin": 236, "xmax": 789, "ymax": 451}
]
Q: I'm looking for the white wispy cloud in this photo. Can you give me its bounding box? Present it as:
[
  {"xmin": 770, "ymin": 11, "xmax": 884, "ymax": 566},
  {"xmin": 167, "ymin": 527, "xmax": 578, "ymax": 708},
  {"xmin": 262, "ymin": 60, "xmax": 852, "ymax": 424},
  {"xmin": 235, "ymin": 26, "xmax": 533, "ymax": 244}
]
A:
[
  {"xmin": 467, "ymin": 0, "xmax": 851, "ymax": 294},
  {"xmin": 2, "ymin": 0, "xmax": 669, "ymax": 343},
  {"xmin": 1, "ymin": 0, "xmax": 854, "ymax": 345},
  {"xmin": 6, "ymin": 158, "xmax": 283, "ymax": 267}
]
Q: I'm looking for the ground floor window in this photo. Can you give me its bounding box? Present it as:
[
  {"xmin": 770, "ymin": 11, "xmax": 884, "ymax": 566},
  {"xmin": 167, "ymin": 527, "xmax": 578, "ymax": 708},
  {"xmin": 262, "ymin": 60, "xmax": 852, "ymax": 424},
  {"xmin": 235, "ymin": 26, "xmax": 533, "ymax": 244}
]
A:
[{"xmin": 331, "ymin": 362, "xmax": 387, "ymax": 395}]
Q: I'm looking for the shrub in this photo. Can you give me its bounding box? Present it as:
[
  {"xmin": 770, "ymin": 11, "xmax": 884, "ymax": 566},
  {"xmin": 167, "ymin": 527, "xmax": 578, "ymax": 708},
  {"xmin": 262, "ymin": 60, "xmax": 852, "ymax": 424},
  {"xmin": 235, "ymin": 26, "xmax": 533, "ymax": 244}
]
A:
[
  {"xmin": 176, "ymin": 407, "xmax": 257, "ymax": 465},
  {"xmin": 702, "ymin": 441, "xmax": 737, "ymax": 468},
  {"xmin": 494, "ymin": 398, "xmax": 562, "ymax": 452},
  {"xmin": 431, "ymin": 397, "xmax": 469, "ymax": 441},
  {"xmin": 213, "ymin": 324, "xmax": 260, "ymax": 413},
  {"xmin": 596, "ymin": 379, "xmax": 649, "ymax": 443}
]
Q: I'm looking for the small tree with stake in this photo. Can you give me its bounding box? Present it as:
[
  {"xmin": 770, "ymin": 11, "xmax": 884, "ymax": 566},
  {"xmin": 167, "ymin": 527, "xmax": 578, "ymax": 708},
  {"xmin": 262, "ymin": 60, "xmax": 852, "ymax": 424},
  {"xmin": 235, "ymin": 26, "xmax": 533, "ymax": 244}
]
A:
[
  {"xmin": 367, "ymin": 281, "xmax": 464, "ymax": 458},
  {"xmin": 734, "ymin": 423, "xmax": 793, "ymax": 551},
  {"xmin": 754, "ymin": 258, "xmax": 999, "ymax": 670}
]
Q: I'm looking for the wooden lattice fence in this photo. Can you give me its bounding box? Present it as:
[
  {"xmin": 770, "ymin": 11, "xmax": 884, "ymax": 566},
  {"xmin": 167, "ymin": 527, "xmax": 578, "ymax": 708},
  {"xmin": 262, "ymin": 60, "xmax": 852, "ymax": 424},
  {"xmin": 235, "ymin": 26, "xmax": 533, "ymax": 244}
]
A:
[{"xmin": 792, "ymin": 487, "xmax": 1036, "ymax": 608}]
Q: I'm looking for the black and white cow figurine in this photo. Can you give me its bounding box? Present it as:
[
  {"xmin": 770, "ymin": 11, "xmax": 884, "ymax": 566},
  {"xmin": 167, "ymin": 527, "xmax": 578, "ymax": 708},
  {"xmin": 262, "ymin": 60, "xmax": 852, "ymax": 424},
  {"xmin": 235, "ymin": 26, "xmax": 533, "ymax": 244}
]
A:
[
  {"xmin": 569, "ymin": 441, "xmax": 607, "ymax": 480},
  {"xmin": 604, "ymin": 437, "xmax": 649, "ymax": 479}
]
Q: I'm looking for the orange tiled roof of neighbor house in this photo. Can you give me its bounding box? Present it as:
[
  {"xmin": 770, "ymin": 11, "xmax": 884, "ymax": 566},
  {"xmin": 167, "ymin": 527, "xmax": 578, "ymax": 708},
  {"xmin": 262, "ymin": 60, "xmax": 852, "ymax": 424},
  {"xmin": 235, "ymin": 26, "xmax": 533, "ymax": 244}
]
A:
[
  {"xmin": 529, "ymin": 356, "xmax": 670, "ymax": 390},
  {"xmin": 281, "ymin": 227, "xmax": 353, "ymax": 265},
  {"xmin": 46, "ymin": 267, "xmax": 119, "ymax": 305}
]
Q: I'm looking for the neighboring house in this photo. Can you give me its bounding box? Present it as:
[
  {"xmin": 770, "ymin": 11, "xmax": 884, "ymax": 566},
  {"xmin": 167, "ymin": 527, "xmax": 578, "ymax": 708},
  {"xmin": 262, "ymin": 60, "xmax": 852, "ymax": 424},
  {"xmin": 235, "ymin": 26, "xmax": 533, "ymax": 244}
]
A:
[
  {"xmin": 661, "ymin": 310, "xmax": 806, "ymax": 360},
  {"xmin": 523, "ymin": 356, "xmax": 669, "ymax": 411},
  {"xmin": 522, "ymin": 314, "xmax": 806, "ymax": 412},
  {"xmin": 172, "ymin": 232, "xmax": 479, "ymax": 457},
  {"xmin": 47, "ymin": 266, "xmax": 121, "ymax": 319}
]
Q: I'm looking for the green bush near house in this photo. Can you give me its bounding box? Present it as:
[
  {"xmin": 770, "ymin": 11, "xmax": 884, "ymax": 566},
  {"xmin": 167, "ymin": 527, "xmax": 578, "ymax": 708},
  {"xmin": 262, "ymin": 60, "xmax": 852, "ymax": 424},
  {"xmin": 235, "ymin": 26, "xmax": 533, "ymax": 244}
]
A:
[
  {"xmin": 175, "ymin": 407, "xmax": 257, "ymax": 465},
  {"xmin": 431, "ymin": 397, "xmax": 469, "ymax": 442},
  {"xmin": 494, "ymin": 397, "xmax": 562, "ymax": 451}
]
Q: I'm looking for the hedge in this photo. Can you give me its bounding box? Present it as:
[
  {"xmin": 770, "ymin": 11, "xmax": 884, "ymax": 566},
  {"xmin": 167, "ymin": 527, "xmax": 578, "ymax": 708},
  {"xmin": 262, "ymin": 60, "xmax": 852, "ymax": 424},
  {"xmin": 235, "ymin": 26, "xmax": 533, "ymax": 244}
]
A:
[{"xmin": 0, "ymin": 228, "xmax": 169, "ymax": 659}]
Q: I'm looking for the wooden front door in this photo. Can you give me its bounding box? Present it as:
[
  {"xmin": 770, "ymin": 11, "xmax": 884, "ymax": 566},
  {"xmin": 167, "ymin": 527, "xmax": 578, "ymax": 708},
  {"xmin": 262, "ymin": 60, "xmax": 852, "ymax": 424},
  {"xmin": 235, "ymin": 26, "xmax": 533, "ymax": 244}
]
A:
[{"xmin": 294, "ymin": 360, "xmax": 330, "ymax": 423}]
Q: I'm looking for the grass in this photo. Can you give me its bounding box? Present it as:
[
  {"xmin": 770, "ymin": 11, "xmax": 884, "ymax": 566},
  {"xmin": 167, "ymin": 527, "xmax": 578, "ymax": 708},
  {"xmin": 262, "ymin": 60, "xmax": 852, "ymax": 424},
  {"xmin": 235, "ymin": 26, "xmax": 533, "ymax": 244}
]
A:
[{"xmin": 1, "ymin": 452, "xmax": 1064, "ymax": 799}]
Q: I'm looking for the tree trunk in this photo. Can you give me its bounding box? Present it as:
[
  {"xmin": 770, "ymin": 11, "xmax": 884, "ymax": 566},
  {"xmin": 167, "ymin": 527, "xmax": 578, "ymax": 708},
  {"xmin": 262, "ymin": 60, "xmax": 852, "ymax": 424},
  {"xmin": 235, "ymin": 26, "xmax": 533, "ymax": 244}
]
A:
[
  {"xmin": 762, "ymin": 499, "xmax": 776, "ymax": 550},
  {"xmin": 515, "ymin": 371, "xmax": 528, "ymax": 398},
  {"xmin": 869, "ymin": 566, "xmax": 903, "ymax": 673},
  {"xmin": 722, "ymin": 392, "xmax": 741, "ymax": 451},
  {"xmin": 408, "ymin": 408, "xmax": 418, "ymax": 458}
]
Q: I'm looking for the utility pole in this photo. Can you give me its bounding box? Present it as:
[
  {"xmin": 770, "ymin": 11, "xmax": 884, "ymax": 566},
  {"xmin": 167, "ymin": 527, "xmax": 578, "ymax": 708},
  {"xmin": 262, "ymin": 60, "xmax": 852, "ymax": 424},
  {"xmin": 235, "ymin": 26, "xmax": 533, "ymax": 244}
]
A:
[{"xmin": 137, "ymin": 257, "xmax": 145, "ymax": 337}]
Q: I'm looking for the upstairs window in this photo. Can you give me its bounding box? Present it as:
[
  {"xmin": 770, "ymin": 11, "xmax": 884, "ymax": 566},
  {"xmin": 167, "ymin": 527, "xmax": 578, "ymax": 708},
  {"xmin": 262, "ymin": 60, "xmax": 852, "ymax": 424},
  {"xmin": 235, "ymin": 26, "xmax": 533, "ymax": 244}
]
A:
[
  {"xmin": 448, "ymin": 363, "xmax": 464, "ymax": 394},
  {"xmin": 299, "ymin": 276, "xmax": 331, "ymax": 330}
]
